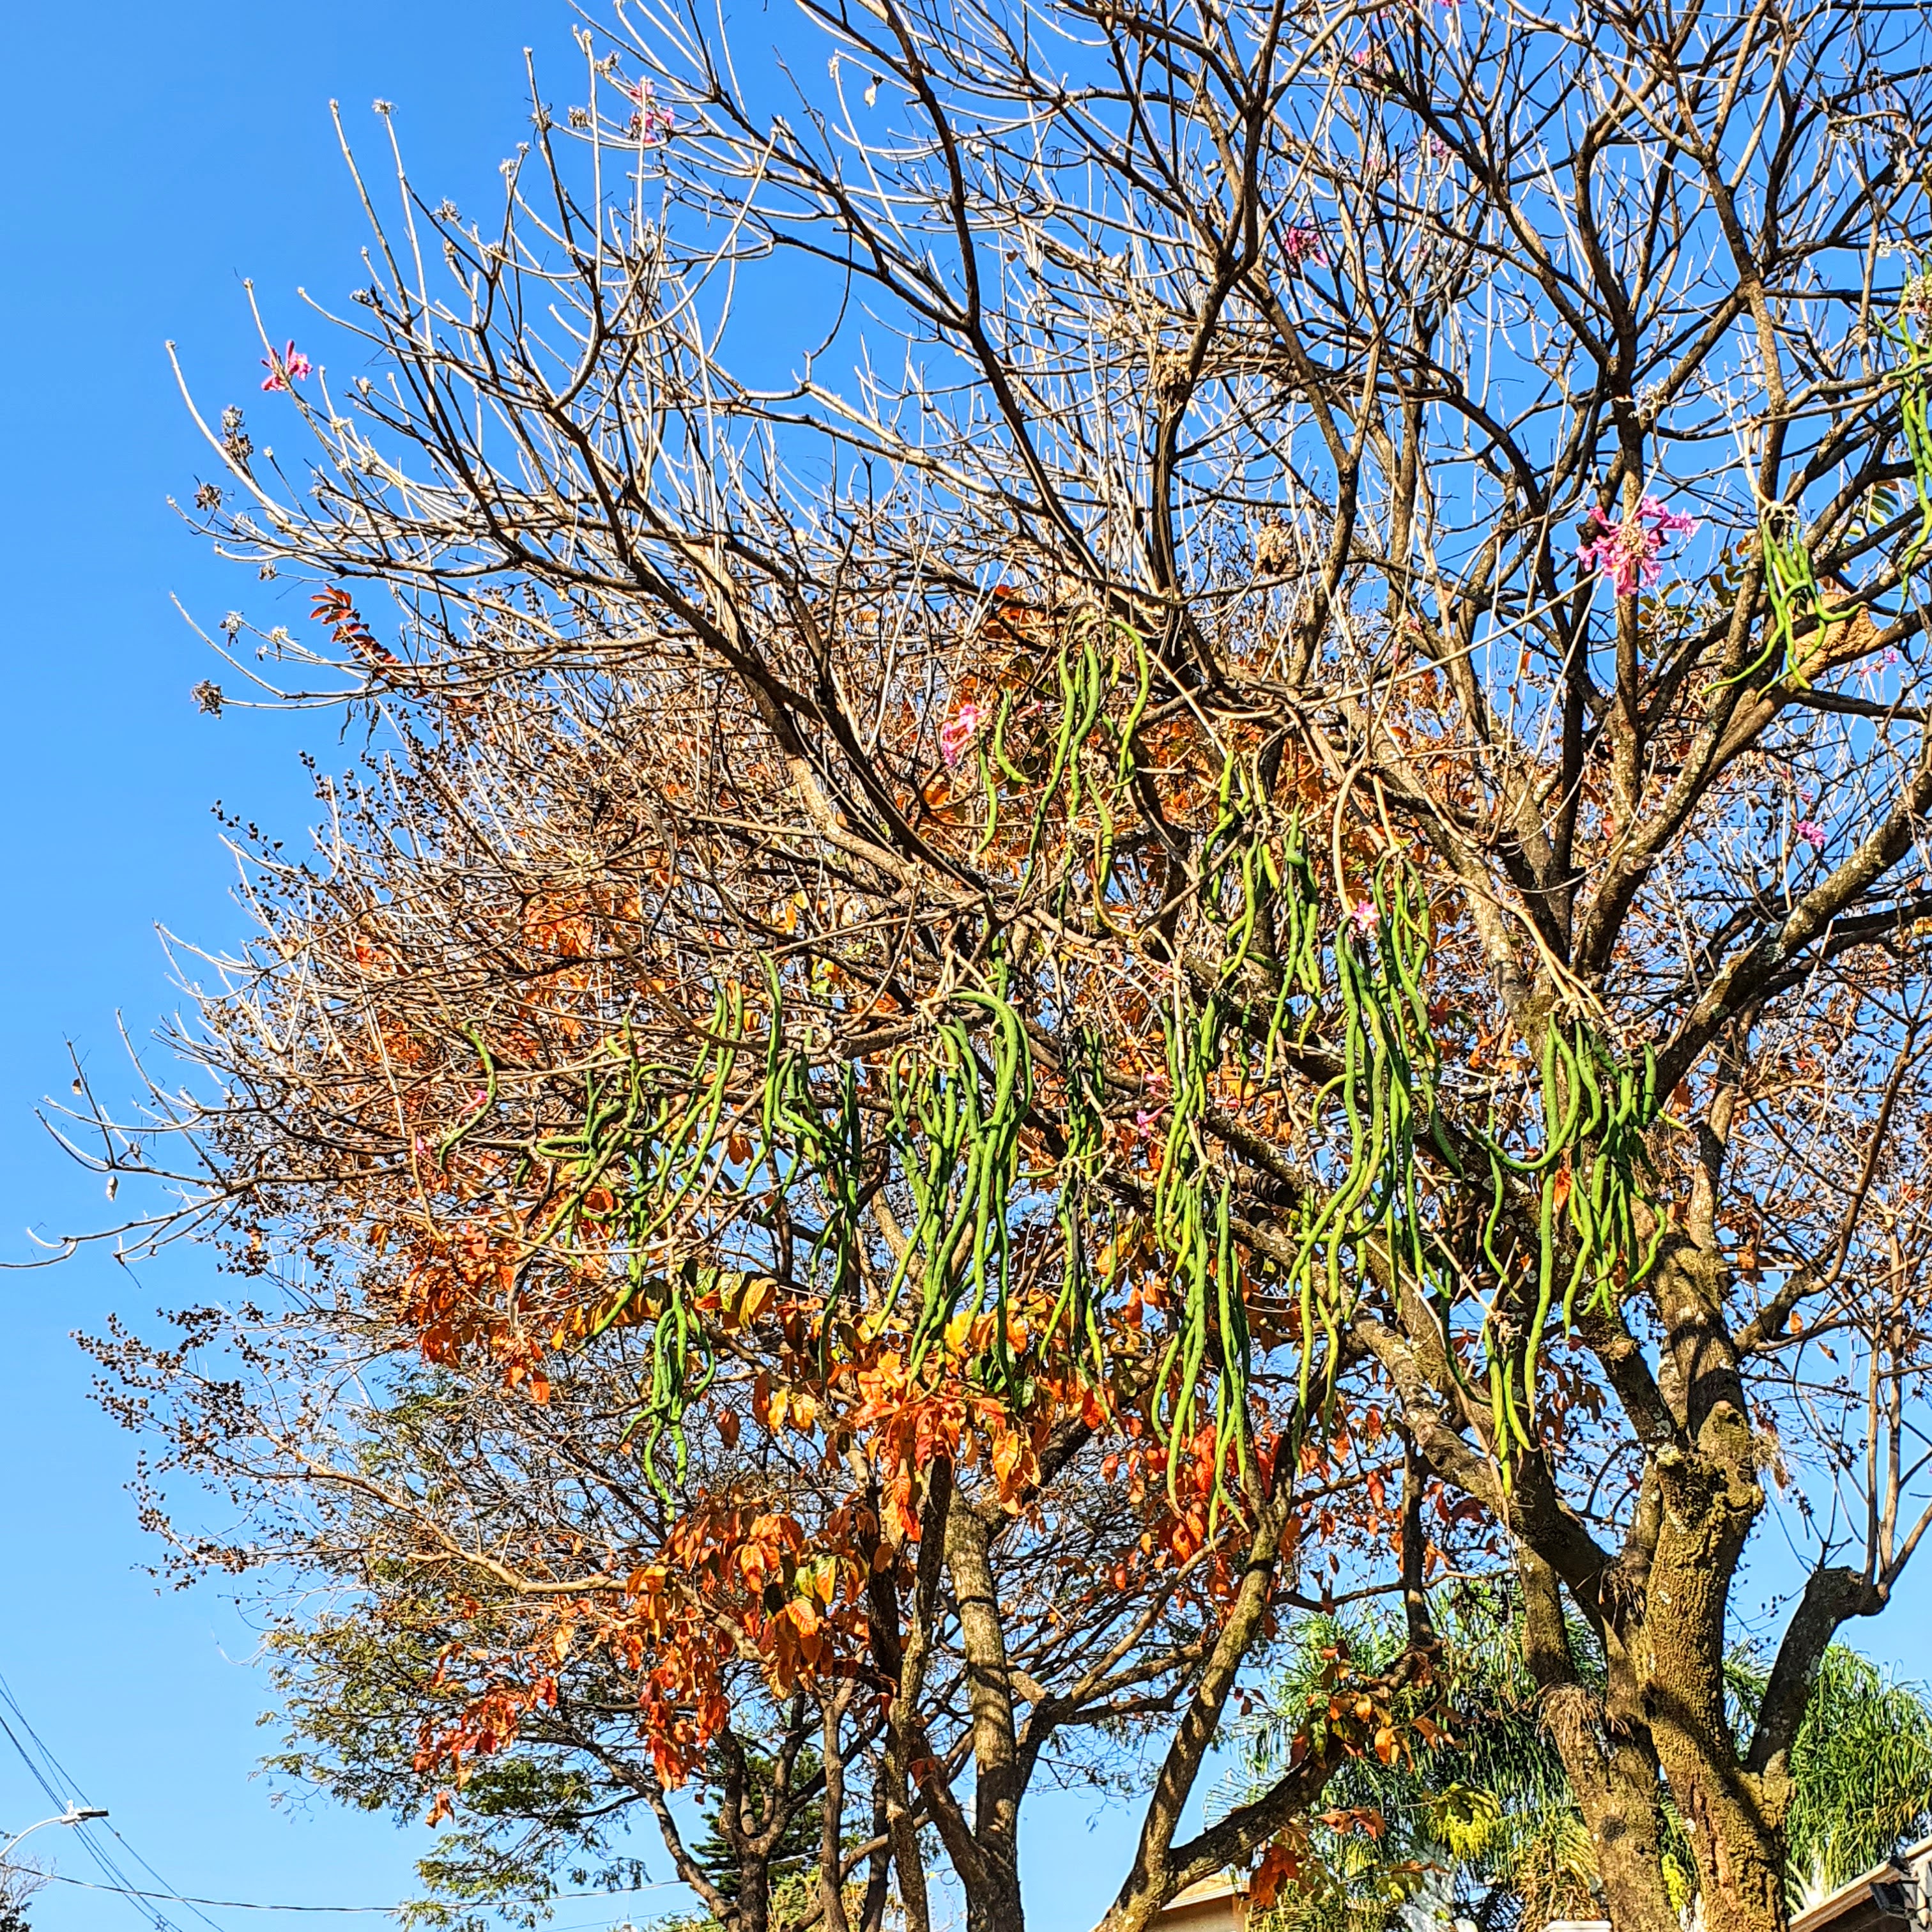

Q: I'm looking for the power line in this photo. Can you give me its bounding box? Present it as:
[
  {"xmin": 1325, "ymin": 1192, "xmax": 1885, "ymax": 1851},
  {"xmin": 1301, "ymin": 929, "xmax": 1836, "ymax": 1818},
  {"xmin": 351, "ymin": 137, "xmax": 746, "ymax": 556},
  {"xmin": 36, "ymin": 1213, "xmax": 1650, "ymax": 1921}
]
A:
[
  {"xmin": 0, "ymin": 1668, "xmax": 222, "ymax": 1932},
  {"xmin": 40, "ymin": 1873, "xmax": 684, "ymax": 1917},
  {"xmin": 38, "ymin": 1879, "xmax": 388, "ymax": 1917},
  {"xmin": 0, "ymin": 1665, "xmax": 686, "ymax": 1926}
]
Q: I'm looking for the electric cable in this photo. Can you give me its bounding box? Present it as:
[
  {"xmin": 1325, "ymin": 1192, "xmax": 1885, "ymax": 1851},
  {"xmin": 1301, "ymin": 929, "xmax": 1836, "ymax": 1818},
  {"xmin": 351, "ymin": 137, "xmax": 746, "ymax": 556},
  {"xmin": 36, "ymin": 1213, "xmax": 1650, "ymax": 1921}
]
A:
[
  {"xmin": 0, "ymin": 1666, "xmax": 682, "ymax": 1926},
  {"xmin": 0, "ymin": 1668, "xmax": 231, "ymax": 1932},
  {"xmin": 40, "ymin": 1873, "xmax": 682, "ymax": 1916}
]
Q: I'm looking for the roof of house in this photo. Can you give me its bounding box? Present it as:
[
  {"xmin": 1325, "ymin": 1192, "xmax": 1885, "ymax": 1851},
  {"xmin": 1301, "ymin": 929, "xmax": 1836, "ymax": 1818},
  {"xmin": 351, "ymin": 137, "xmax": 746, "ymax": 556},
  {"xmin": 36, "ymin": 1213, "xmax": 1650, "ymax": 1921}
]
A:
[
  {"xmin": 1791, "ymin": 1836, "xmax": 1932, "ymax": 1932},
  {"xmin": 1164, "ymin": 1877, "xmax": 1248, "ymax": 1912}
]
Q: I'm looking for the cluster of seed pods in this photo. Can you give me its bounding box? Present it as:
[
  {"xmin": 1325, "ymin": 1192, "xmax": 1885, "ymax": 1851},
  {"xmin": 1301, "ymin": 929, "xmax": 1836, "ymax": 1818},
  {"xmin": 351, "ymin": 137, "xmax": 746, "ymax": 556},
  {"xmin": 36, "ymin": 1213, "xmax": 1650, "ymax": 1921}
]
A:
[
  {"xmin": 510, "ymin": 616, "xmax": 1680, "ymax": 1503},
  {"xmin": 972, "ymin": 612, "xmax": 1151, "ymax": 916},
  {"xmin": 1729, "ymin": 312, "xmax": 1932, "ymax": 691},
  {"xmin": 529, "ymin": 992, "xmax": 746, "ymax": 1492},
  {"xmin": 1473, "ymin": 1020, "xmax": 1662, "ymax": 1485}
]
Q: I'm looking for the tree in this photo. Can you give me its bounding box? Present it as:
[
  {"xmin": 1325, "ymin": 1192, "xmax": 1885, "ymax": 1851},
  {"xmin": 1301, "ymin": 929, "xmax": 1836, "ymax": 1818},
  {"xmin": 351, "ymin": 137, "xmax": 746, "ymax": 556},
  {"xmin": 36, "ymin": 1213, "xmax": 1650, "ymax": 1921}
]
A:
[
  {"xmin": 1225, "ymin": 1599, "xmax": 1600, "ymax": 1932},
  {"xmin": 95, "ymin": 1324, "xmax": 891, "ymax": 1932},
  {"xmin": 1222, "ymin": 1607, "xmax": 1932, "ymax": 1932},
  {"xmin": 54, "ymin": 2, "xmax": 1932, "ymax": 1932},
  {"xmin": 0, "ymin": 1859, "xmax": 44, "ymax": 1932},
  {"xmin": 1767, "ymin": 1644, "xmax": 1932, "ymax": 1911}
]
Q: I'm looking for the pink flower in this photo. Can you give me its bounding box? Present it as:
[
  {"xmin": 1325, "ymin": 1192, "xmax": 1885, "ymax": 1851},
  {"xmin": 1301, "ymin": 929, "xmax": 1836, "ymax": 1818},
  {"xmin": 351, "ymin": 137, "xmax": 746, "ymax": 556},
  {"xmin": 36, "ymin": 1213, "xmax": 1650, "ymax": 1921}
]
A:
[
  {"xmin": 1578, "ymin": 494, "xmax": 1698, "ymax": 597},
  {"xmin": 1283, "ymin": 226, "xmax": 1327, "ymax": 269},
  {"xmin": 627, "ymin": 81, "xmax": 676, "ymax": 146},
  {"xmin": 939, "ymin": 702, "xmax": 985, "ymax": 767},
  {"xmin": 1795, "ymin": 819, "xmax": 1826, "ymax": 852},
  {"xmin": 1645, "ymin": 496, "xmax": 1698, "ymax": 537},
  {"xmin": 1347, "ymin": 898, "xmax": 1379, "ymax": 938},
  {"xmin": 259, "ymin": 341, "xmax": 312, "ymax": 392},
  {"xmin": 1884, "ymin": 647, "xmax": 1901, "ymax": 666}
]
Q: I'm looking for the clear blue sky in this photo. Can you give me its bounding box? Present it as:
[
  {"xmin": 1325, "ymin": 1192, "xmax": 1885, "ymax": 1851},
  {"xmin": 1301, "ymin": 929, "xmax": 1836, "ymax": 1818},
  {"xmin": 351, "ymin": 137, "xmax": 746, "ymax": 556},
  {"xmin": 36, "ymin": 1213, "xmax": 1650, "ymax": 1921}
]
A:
[
  {"xmin": 0, "ymin": 8, "xmax": 563, "ymax": 1928},
  {"xmin": 0, "ymin": 8, "xmax": 1133, "ymax": 1931},
  {"xmin": 0, "ymin": 9, "xmax": 1926, "ymax": 1932}
]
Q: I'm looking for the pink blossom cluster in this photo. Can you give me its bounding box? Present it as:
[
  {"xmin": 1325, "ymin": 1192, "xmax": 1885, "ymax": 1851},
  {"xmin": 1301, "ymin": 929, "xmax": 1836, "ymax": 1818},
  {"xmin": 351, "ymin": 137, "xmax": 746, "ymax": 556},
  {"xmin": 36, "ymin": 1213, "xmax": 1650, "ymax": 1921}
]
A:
[
  {"xmin": 939, "ymin": 702, "xmax": 985, "ymax": 767},
  {"xmin": 1282, "ymin": 225, "xmax": 1327, "ymax": 268},
  {"xmin": 259, "ymin": 341, "xmax": 312, "ymax": 392},
  {"xmin": 628, "ymin": 82, "xmax": 676, "ymax": 146},
  {"xmin": 1577, "ymin": 494, "xmax": 1698, "ymax": 597}
]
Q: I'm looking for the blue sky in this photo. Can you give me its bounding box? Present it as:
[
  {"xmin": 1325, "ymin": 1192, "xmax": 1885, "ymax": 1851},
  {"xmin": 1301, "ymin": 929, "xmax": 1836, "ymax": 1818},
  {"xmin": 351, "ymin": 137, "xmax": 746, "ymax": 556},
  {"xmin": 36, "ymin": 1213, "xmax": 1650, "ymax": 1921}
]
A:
[
  {"xmin": 1, "ymin": 8, "xmax": 1927, "ymax": 1932},
  {"xmin": 1, "ymin": 4, "xmax": 669, "ymax": 1929},
  {"xmin": 0, "ymin": 8, "xmax": 1133, "ymax": 1931}
]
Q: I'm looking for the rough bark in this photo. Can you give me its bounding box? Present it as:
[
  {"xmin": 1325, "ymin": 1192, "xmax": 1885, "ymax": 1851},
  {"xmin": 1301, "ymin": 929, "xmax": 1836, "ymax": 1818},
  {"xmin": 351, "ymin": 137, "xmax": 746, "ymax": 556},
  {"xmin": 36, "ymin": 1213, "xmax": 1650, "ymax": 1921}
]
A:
[
  {"xmin": 1519, "ymin": 1549, "xmax": 1680, "ymax": 1932},
  {"xmin": 1637, "ymin": 1442, "xmax": 1782, "ymax": 1932},
  {"xmin": 944, "ymin": 1495, "xmax": 1026, "ymax": 1932},
  {"xmin": 1632, "ymin": 1234, "xmax": 1784, "ymax": 1932}
]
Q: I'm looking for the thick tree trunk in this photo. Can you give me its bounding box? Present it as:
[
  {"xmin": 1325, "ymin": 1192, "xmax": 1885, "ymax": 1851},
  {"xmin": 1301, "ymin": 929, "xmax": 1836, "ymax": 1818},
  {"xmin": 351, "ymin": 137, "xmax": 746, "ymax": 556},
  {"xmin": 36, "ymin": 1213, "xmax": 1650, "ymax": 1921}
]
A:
[
  {"xmin": 1638, "ymin": 1436, "xmax": 1787, "ymax": 1932},
  {"xmin": 1547, "ymin": 1687, "xmax": 1683, "ymax": 1932},
  {"xmin": 1635, "ymin": 1229, "xmax": 1786, "ymax": 1932},
  {"xmin": 945, "ymin": 1501, "xmax": 1027, "ymax": 1932},
  {"xmin": 1519, "ymin": 1552, "xmax": 1681, "ymax": 1932},
  {"xmin": 1542, "ymin": 1232, "xmax": 1794, "ymax": 1932},
  {"xmin": 738, "ymin": 1859, "xmax": 771, "ymax": 1932}
]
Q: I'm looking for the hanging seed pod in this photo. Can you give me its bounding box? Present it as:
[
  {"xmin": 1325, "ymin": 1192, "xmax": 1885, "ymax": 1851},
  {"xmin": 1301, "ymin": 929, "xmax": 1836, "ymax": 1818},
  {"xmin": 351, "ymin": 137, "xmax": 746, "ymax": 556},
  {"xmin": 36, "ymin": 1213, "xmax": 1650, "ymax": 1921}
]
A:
[
  {"xmin": 1717, "ymin": 318, "xmax": 1932, "ymax": 694},
  {"xmin": 501, "ymin": 990, "xmax": 757, "ymax": 1499},
  {"xmin": 1471, "ymin": 1013, "xmax": 1662, "ymax": 1482},
  {"xmin": 1050, "ymin": 1023, "xmax": 1113, "ymax": 1381}
]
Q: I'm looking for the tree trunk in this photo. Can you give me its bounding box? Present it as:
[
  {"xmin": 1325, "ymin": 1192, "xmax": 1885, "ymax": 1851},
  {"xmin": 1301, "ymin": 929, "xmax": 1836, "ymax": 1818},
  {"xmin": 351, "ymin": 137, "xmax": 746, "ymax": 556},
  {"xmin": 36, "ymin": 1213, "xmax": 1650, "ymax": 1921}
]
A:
[
  {"xmin": 819, "ymin": 1692, "xmax": 855, "ymax": 1932},
  {"xmin": 738, "ymin": 1857, "xmax": 770, "ymax": 1932},
  {"xmin": 1519, "ymin": 1552, "xmax": 1681, "ymax": 1932},
  {"xmin": 1637, "ymin": 1391, "xmax": 1784, "ymax": 1932},
  {"xmin": 1640, "ymin": 1549, "xmax": 1789, "ymax": 1932},
  {"xmin": 944, "ymin": 1501, "xmax": 1027, "ymax": 1932}
]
